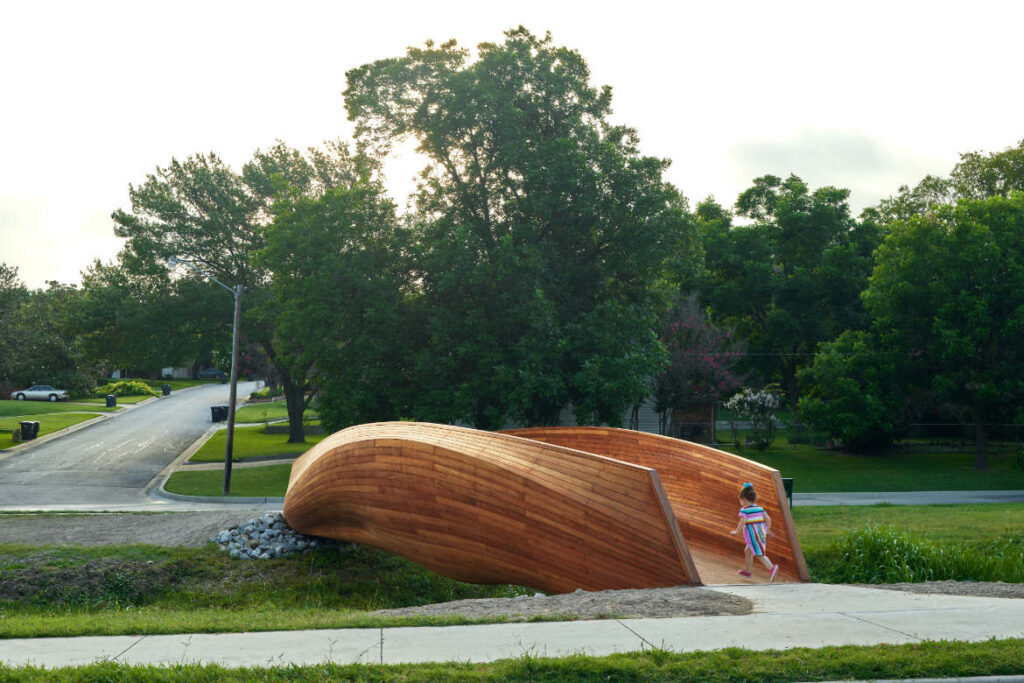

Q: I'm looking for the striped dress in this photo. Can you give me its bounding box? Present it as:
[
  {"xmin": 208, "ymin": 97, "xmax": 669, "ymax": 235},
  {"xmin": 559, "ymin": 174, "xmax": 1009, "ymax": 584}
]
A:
[{"xmin": 739, "ymin": 504, "xmax": 768, "ymax": 556}]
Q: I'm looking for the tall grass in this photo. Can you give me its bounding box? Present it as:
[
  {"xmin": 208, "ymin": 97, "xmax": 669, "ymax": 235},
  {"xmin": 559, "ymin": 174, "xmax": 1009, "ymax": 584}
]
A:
[{"xmin": 808, "ymin": 524, "xmax": 1024, "ymax": 583}]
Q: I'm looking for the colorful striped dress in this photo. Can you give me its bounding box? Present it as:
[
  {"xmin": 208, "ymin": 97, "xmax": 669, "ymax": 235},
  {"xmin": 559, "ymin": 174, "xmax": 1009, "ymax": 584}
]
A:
[{"xmin": 739, "ymin": 504, "xmax": 768, "ymax": 556}]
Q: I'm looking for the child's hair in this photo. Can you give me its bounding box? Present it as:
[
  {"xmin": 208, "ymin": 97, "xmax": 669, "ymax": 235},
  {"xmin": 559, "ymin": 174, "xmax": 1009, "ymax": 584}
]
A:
[{"xmin": 740, "ymin": 482, "xmax": 756, "ymax": 502}]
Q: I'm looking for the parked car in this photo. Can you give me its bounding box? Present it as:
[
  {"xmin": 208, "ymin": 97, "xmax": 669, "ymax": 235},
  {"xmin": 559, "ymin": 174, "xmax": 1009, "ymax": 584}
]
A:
[
  {"xmin": 196, "ymin": 368, "xmax": 228, "ymax": 380},
  {"xmin": 10, "ymin": 385, "xmax": 69, "ymax": 402}
]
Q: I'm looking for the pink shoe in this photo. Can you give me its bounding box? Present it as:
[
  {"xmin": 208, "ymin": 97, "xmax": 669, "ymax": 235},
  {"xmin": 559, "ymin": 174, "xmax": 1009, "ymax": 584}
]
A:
[
  {"xmin": 738, "ymin": 570, "xmax": 752, "ymax": 578},
  {"xmin": 769, "ymin": 564, "xmax": 779, "ymax": 582}
]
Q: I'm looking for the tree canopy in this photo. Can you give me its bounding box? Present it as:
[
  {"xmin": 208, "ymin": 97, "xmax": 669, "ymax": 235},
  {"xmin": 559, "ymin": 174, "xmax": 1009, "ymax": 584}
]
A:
[{"xmin": 345, "ymin": 27, "xmax": 697, "ymax": 428}]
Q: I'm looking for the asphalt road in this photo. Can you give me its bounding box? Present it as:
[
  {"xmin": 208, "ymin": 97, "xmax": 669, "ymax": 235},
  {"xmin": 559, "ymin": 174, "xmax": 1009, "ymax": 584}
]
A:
[{"xmin": 0, "ymin": 382, "xmax": 256, "ymax": 507}]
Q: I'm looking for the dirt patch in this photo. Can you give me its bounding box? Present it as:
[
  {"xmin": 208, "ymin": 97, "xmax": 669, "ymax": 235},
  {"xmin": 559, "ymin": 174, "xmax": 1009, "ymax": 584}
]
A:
[
  {"xmin": 373, "ymin": 586, "xmax": 753, "ymax": 620},
  {"xmin": 0, "ymin": 512, "xmax": 258, "ymax": 547}
]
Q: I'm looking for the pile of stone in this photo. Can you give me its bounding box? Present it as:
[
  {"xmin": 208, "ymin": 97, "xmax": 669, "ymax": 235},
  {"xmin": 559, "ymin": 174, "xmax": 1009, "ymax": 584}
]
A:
[{"xmin": 210, "ymin": 512, "xmax": 335, "ymax": 559}]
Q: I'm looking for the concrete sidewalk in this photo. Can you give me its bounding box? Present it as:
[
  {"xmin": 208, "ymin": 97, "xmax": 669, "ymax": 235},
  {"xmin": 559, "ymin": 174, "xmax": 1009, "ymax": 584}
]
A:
[{"xmin": 1, "ymin": 584, "xmax": 1021, "ymax": 668}]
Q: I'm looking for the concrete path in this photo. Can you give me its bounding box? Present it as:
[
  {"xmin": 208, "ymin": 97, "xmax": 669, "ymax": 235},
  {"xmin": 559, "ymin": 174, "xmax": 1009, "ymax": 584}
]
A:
[
  {"xmin": 1, "ymin": 584, "xmax": 1021, "ymax": 668},
  {"xmin": 794, "ymin": 490, "xmax": 1024, "ymax": 506}
]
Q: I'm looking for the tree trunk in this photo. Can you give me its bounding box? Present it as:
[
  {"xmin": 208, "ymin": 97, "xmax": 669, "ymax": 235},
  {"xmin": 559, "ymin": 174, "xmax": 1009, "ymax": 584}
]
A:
[
  {"xmin": 280, "ymin": 370, "xmax": 306, "ymax": 444},
  {"xmin": 971, "ymin": 402, "xmax": 988, "ymax": 470}
]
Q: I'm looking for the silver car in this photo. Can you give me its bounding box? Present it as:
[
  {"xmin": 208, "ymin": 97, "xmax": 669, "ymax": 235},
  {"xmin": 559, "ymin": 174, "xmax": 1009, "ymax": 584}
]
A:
[{"xmin": 10, "ymin": 385, "xmax": 69, "ymax": 402}]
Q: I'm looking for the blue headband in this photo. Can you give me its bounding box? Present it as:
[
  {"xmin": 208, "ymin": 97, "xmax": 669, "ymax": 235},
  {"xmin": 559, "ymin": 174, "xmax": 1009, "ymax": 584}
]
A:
[{"xmin": 742, "ymin": 482, "xmax": 753, "ymax": 488}]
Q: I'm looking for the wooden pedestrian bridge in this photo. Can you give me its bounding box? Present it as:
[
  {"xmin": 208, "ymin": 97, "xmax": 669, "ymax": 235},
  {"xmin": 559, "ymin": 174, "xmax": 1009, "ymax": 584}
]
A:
[{"xmin": 283, "ymin": 423, "xmax": 808, "ymax": 594}]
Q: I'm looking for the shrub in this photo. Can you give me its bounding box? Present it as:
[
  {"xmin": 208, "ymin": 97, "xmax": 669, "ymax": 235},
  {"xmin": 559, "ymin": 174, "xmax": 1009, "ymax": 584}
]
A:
[
  {"xmin": 249, "ymin": 387, "xmax": 272, "ymax": 400},
  {"xmin": 809, "ymin": 525, "xmax": 1024, "ymax": 584},
  {"xmin": 92, "ymin": 381, "xmax": 160, "ymax": 398},
  {"xmin": 724, "ymin": 386, "xmax": 779, "ymax": 450}
]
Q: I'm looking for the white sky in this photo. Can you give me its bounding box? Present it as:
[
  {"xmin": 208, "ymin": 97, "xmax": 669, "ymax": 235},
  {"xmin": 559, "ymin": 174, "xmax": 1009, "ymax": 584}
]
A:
[{"xmin": 2, "ymin": 0, "xmax": 1022, "ymax": 289}]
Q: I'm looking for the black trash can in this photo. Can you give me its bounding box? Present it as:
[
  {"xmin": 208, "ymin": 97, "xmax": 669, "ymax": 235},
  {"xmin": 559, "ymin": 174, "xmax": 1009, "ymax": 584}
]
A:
[
  {"xmin": 782, "ymin": 477, "xmax": 794, "ymax": 509},
  {"xmin": 211, "ymin": 405, "xmax": 228, "ymax": 422},
  {"xmin": 105, "ymin": 394, "xmax": 117, "ymax": 408},
  {"xmin": 18, "ymin": 421, "xmax": 37, "ymax": 441},
  {"xmin": 161, "ymin": 384, "xmax": 171, "ymax": 396}
]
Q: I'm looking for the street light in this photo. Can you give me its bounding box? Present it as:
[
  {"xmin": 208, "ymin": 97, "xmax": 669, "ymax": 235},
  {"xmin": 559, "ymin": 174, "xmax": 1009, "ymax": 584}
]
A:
[{"xmin": 168, "ymin": 256, "xmax": 244, "ymax": 495}]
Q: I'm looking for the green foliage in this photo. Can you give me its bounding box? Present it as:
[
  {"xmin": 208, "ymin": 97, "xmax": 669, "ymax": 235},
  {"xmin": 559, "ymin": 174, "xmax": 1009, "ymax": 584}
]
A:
[
  {"xmin": 257, "ymin": 169, "xmax": 410, "ymax": 432},
  {"xmin": 345, "ymin": 27, "xmax": 696, "ymax": 429},
  {"xmin": 723, "ymin": 386, "xmax": 779, "ymax": 450},
  {"xmin": 798, "ymin": 330, "xmax": 900, "ymax": 450},
  {"xmin": 865, "ymin": 192, "xmax": 1024, "ymax": 466},
  {"xmin": 699, "ymin": 176, "xmax": 879, "ymax": 415},
  {"xmin": 92, "ymin": 381, "xmax": 160, "ymax": 398},
  {"xmin": 809, "ymin": 525, "xmax": 1024, "ymax": 584}
]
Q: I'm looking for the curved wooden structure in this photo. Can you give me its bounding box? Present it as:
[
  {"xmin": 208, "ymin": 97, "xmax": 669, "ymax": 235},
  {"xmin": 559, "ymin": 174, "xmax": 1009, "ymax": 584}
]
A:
[
  {"xmin": 504, "ymin": 427, "xmax": 809, "ymax": 585},
  {"xmin": 283, "ymin": 422, "xmax": 808, "ymax": 593}
]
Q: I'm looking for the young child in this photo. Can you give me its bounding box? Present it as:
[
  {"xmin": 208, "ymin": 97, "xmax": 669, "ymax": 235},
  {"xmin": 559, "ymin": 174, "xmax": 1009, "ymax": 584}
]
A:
[{"xmin": 729, "ymin": 482, "xmax": 779, "ymax": 582}]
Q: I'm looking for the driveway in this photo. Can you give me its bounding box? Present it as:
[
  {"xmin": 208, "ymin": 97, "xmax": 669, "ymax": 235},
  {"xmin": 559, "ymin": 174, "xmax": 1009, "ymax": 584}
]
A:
[{"xmin": 0, "ymin": 382, "xmax": 256, "ymax": 508}]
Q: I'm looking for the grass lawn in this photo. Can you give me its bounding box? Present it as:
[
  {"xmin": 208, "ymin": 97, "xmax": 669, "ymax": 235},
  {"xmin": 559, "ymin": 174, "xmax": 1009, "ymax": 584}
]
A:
[
  {"xmin": 234, "ymin": 399, "xmax": 315, "ymax": 424},
  {"xmin": 72, "ymin": 395, "xmax": 152, "ymax": 405},
  {"xmin": 164, "ymin": 463, "xmax": 292, "ymax": 497},
  {"xmin": 1, "ymin": 413, "xmax": 107, "ymax": 446},
  {"xmin": 188, "ymin": 425, "xmax": 325, "ymax": 463},
  {"xmin": 792, "ymin": 502, "xmax": 1024, "ymax": 550},
  {"xmin": 1, "ymin": 640, "xmax": 1023, "ymax": 681},
  {"xmin": 0, "ymin": 400, "xmax": 118, "ymax": 417},
  {"xmin": 723, "ymin": 440, "xmax": 1024, "ymax": 492}
]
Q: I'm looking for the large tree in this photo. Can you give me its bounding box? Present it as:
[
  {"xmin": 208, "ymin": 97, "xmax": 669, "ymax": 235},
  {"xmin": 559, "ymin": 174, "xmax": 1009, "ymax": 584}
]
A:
[
  {"xmin": 256, "ymin": 170, "xmax": 412, "ymax": 430},
  {"xmin": 111, "ymin": 141, "xmax": 369, "ymax": 442},
  {"xmin": 345, "ymin": 27, "xmax": 696, "ymax": 428},
  {"xmin": 864, "ymin": 191, "xmax": 1024, "ymax": 468},
  {"xmin": 699, "ymin": 176, "xmax": 879, "ymax": 415}
]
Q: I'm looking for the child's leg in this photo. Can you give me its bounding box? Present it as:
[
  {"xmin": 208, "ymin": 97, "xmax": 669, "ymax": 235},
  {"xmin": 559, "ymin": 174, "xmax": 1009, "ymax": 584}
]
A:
[
  {"xmin": 744, "ymin": 546, "xmax": 753, "ymax": 572},
  {"xmin": 757, "ymin": 554, "xmax": 773, "ymax": 571}
]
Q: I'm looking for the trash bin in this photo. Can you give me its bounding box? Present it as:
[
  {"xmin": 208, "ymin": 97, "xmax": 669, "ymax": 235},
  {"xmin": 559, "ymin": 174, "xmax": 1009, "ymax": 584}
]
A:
[
  {"xmin": 782, "ymin": 477, "xmax": 794, "ymax": 509},
  {"xmin": 105, "ymin": 394, "xmax": 117, "ymax": 408},
  {"xmin": 211, "ymin": 405, "xmax": 228, "ymax": 422},
  {"xmin": 161, "ymin": 384, "xmax": 171, "ymax": 396},
  {"xmin": 18, "ymin": 421, "xmax": 37, "ymax": 441}
]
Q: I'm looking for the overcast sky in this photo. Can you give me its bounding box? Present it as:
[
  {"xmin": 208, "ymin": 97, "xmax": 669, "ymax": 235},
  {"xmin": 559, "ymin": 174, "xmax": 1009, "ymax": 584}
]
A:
[{"xmin": 2, "ymin": 0, "xmax": 1021, "ymax": 289}]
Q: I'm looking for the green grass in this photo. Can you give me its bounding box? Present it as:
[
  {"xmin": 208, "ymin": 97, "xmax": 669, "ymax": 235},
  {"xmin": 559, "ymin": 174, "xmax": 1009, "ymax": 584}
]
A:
[
  {"xmin": 0, "ymin": 539, "xmax": 531, "ymax": 638},
  {"xmin": 722, "ymin": 439, "xmax": 1024, "ymax": 492},
  {"xmin": 188, "ymin": 425, "xmax": 324, "ymax": 463},
  {"xmin": 792, "ymin": 502, "xmax": 1024, "ymax": 548},
  {"xmin": 71, "ymin": 395, "xmax": 151, "ymax": 405},
  {"xmin": 0, "ymin": 639, "xmax": 1022, "ymax": 681},
  {"xmin": 0, "ymin": 413, "xmax": 106, "ymax": 445},
  {"xmin": 234, "ymin": 399, "xmax": 315, "ymax": 424},
  {"xmin": 0, "ymin": 400, "xmax": 117, "ymax": 417},
  {"xmin": 164, "ymin": 464, "xmax": 292, "ymax": 496}
]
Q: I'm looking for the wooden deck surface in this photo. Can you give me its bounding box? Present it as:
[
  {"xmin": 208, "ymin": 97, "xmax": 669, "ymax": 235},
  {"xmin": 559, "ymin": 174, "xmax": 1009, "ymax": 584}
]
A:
[{"xmin": 504, "ymin": 427, "xmax": 809, "ymax": 584}]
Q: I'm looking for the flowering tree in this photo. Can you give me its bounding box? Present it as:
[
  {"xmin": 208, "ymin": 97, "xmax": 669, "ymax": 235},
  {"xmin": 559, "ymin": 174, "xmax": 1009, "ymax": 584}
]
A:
[
  {"xmin": 723, "ymin": 386, "xmax": 780, "ymax": 450},
  {"xmin": 653, "ymin": 295, "xmax": 744, "ymax": 435}
]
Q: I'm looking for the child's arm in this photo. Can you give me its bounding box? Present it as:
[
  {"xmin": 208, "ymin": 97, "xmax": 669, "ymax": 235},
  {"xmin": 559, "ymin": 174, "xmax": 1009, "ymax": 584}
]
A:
[
  {"xmin": 765, "ymin": 511, "xmax": 772, "ymax": 536},
  {"xmin": 729, "ymin": 517, "xmax": 744, "ymax": 535}
]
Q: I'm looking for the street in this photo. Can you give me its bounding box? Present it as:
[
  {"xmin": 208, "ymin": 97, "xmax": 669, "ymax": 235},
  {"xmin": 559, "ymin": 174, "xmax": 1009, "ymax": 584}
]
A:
[{"xmin": 0, "ymin": 382, "xmax": 256, "ymax": 507}]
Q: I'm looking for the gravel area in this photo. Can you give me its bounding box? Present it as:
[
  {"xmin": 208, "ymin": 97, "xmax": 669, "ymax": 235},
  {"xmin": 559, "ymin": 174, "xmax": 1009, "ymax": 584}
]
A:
[
  {"xmin": 373, "ymin": 586, "xmax": 753, "ymax": 620},
  {"xmin": 861, "ymin": 581, "xmax": 1024, "ymax": 599},
  {"xmin": 0, "ymin": 511, "xmax": 257, "ymax": 547},
  {"xmin": 1, "ymin": 512, "xmax": 1021, "ymax": 619}
]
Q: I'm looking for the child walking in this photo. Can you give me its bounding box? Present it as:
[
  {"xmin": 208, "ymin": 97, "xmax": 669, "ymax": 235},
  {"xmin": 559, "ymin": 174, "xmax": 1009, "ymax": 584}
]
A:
[{"xmin": 729, "ymin": 482, "xmax": 779, "ymax": 582}]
